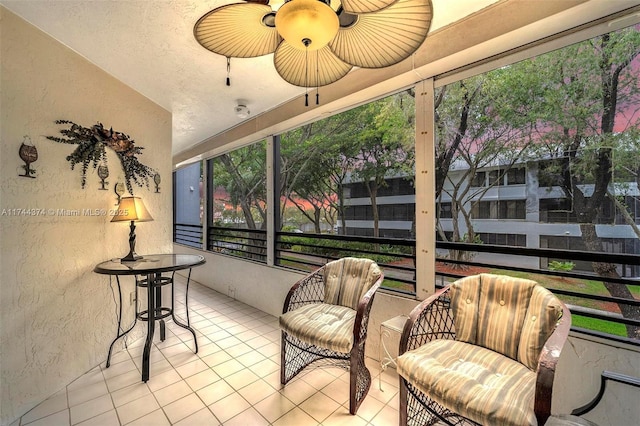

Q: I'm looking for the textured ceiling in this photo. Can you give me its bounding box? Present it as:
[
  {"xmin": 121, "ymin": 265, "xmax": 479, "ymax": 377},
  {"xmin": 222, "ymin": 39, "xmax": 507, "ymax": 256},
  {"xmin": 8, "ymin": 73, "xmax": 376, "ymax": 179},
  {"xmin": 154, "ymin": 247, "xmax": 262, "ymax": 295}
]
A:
[{"xmin": 1, "ymin": 0, "xmax": 500, "ymax": 155}]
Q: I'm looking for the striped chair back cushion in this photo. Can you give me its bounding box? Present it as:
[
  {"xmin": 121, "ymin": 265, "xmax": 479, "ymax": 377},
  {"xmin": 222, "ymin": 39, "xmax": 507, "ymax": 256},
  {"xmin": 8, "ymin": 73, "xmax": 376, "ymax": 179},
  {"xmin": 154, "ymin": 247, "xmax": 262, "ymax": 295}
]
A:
[
  {"xmin": 450, "ymin": 274, "xmax": 560, "ymax": 366},
  {"xmin": 323, "ymin": 257, "xmax": 381, "ymax": 310}
]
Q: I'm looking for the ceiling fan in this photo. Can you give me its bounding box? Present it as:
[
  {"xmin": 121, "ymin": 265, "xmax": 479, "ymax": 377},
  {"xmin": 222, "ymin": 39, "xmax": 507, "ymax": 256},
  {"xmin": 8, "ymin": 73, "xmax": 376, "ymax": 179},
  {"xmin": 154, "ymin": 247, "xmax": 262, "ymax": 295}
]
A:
[{"xmin": 194, "ymin": 0, "xmax": 432, "ymax": 105}]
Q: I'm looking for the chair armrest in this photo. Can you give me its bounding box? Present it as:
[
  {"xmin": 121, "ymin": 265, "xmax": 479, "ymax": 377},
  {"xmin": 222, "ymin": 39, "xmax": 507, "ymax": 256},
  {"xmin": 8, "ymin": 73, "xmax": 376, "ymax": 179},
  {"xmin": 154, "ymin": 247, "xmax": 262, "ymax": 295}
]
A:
[
  {"xmin": 534, "ymin": 302, "xmax": 572, "ymax": 425},
  {"xmin": 399, "ymin": 285, "xmax": 455, "ymax": 355},
  {"xmin": 282, "ymin": 267, "xmax": 325, "ymax": 314},
  {"xmin": 352, "ymin": 273, "xmax": 384, "ymax": 347}
]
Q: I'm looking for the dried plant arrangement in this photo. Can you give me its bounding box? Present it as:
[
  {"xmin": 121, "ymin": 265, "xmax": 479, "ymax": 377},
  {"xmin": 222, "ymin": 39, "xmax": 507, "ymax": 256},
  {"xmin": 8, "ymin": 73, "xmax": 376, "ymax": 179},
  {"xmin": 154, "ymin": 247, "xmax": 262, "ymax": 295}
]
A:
[{"xmin": 46, "ymin": 120, "xmax": 155, "ymax": 194}]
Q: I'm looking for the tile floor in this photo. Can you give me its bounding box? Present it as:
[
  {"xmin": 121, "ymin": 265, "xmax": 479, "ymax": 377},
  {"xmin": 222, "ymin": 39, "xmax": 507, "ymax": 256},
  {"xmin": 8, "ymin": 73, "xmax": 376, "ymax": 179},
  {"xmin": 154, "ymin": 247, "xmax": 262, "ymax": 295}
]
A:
[{"xmin": 17, "ymin": 275, "xmax": 401, "ymax": 426}]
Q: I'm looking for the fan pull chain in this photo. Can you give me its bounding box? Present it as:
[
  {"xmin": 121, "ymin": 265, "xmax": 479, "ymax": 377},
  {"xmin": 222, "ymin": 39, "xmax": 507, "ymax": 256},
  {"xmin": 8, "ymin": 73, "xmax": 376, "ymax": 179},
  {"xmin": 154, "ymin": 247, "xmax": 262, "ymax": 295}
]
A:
[
  {"xmin": 303, "ymin": 38, "xmax": 310, "ymax": 107},
  {"xmin": 316, "ymin": 50, "xmax": 320, "ymax": 105},
  {"xmin": 226, "ymin": 57, "xmax": 231, "ymax": 86}
]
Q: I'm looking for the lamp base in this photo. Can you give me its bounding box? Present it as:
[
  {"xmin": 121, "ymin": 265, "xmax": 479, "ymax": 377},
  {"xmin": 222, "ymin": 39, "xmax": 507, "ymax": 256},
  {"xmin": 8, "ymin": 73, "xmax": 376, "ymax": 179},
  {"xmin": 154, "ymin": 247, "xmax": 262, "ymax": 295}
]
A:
[{"xmin": 121, "ymin": 251, "xmax": 142, "ymax": 262}]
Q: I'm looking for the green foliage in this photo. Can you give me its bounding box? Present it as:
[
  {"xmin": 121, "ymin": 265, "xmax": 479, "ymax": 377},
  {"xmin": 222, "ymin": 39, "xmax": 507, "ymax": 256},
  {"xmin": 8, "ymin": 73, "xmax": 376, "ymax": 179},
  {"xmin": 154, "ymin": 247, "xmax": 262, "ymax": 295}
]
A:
[
  {"xmin": 46, "ymin": 120, "xmax": 154, "ymax": 194},
  {"xmin": 548, "ymin": 261, "xmax": 576, "ymax": 273},
  {"xmin": 572, "ymin": 315, "xmax": 628, "ymax": 338},
  {"xmin": 281, "ymin": 235, "xmax": 410, "ymax": 263}
]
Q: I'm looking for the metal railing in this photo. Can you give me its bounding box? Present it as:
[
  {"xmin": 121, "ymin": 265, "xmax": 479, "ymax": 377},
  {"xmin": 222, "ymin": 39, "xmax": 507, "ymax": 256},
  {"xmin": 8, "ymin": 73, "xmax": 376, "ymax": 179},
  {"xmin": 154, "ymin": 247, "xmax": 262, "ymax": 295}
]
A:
[
  {"xmin": 174, "ymin": 223, "xmax": 640, "ymax": 344},
  {"xmin": 208, "ymin": 226, "xmax": 267, "ymax": 263},
  {"xmin": 276, "ymin": 232, "xmax": 416, "ymax": 295},
  {"xmin": 173, "ymin": 223, "xmax": 203, "ymax": 249}
]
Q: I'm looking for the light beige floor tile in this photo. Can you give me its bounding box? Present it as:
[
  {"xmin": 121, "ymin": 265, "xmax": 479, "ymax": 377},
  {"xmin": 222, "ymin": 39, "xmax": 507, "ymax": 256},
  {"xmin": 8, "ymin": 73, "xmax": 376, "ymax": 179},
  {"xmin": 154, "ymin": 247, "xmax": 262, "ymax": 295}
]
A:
[
  {"xmin": 279, "ymin": 378, "xmax": 317, "ymax": 405},
  {"xmin": 68, "ymin": 367, "xmax": 104, "ymax": 391},
  {"xmin": 154, "ymin": 335, "xmax": 182, "ymax": 349},
  {"xmin": 253, "ymin": 392, "xmax": 296, "ymax": 423},
  {"xmin": 320, "ymin": 379, "xmax": 350, "ymax": 405},
  {"xmin": 163, "ymin": 393, "xmax": 206, "ymax": 424},
  {"xmin": 245, "ymin": 335, "xmax": 271, "ymax": 349},
  {"xmin": 234, "ymin": 350, "xmax": 266, "ymax": 367},
  {"xmin": 116, "ymin": 393, "xmax": 160, "ymax": 425},
  {"xmin": 110, "ymin": 381, "xmax": 152, "ymax": 408},
  {"xmin": 225, "ymin": 342, "xmax": 253, "ymax": 358},
  {"xmin": 101, "ymin": 358, "xmax": 137, "ymax": 379},
  {"xmin": 196, "ymin": 379, "xmax": 234, "ymax": 406},
  {"xmin": 248, "ymin": 357, "xmax": 279, "ymax": 378},
  {"xmin": 301, "ymin": 369, "xmax": 337, "ymax": 390},
  {"xmin": 197, "ymin": 342, "xmax": 222, "ymax": 357},
  {"xmin": 272, "ymin": 407, "xmax": 318, "ymax": 426},
  {"xmin": 68, "ymin": 380, "xmax": 109, "ymax": 407},
  {"xmin": 126, "ymin": 408, "xmax": 170, "ymax": 426},
  {"xmin": 69, "ymin": 394, "xmax": 114, "ymax": 425},
  {"xmin": 173, "ymin": 407, "xmax": 220, "ymax": 426},
  {"xmin": 370, "ymin": 403, "xmax": 400, "ymax": 426},
  {"xmin": 23, "ymin": 409, "xmax": 69, "ymax": 426},
  {"xmin": 184, "ymin": 368, "xmax": 220, "ymax": 391},
  {"xmin": 237, "ymin": 379, "xmax": 277, "ymax": 405},
  {"xmin": 175, "ymin": 358, "xmax": 209, "ymax": 379},
  {"xmin": 208, "ymin": 392, "xmax": 251, "ymax": 423},
  {"xmin": 224, "ymin": 368, "xmax": 260, "ymax": 391},
  {"xmin": 322, "ymin": 409, "xmax": 369, "ymax": 426},
  {"xmin": 153, "ymin": 380, "xmax": 193, "ymax": 406},
  {"xmin": 159, "ymin": 341, "xmax": 190, "ymax": 358},
  {"xmin": 108, "ymin": 350, "xmax": 132, "ymax": 366},
  {"xmin": 148, "ymin": 358, "xmax": 174, "ymax": 376},
  {"xmin": 215, "ymin": 335, "xmax": 242, "ymax": 349},
  {"xmin": 200, "ymin": 350, "xmax": 232, "ymax": 367},
  {"xmin": 76, "ymin": 409, "xmax": 119, "ymax": 426},
  {"xmin": 213, "ymin": 358, "xmax": 245, "ymax": 378},
  {"xmin": 146, "ymin": 368, "xmax": 182, "ymax": 392},
  {"xmin": 352, "ymin": 393, "xmax": 385, "ymax": 422},
  {"xmin": 299, "ymin": 391, "xmax": 341, "ymax": 422},
  {"xmin": 105, "ymin": 370, "xmax": 142, "ymax": 393},
  {"xmin": 22, "ymin": 390, "xmax": 69, "ymax": 424},
  {"xmin": 224, "ymin": 407, "xmax": 270, "ymax": 426},
  {"xmin": 166, "ymin": 350, "xmax": 200, "ymax": 368}
]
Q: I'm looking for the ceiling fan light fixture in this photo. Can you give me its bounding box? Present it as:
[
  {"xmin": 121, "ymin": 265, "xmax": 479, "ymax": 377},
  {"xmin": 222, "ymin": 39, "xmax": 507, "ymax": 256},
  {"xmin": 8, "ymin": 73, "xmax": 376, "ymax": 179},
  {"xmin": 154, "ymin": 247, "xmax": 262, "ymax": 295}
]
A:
[{"xmin": 275, "ymin": 0, "xmax": 339, "ymax": 51}]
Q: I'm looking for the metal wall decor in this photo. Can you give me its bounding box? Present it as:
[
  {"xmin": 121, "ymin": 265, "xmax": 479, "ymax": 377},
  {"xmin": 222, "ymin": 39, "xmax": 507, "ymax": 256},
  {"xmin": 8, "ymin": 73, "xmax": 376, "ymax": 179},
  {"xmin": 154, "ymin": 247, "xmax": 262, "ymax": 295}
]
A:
[
  {"xmin": 98, "ymin": 164, "xmax": 109, "ymax": 190},
  {"xmin": 114, "ymin": 182, "xmax": 125, "ymax": 205},
  {"xmin": 46, "ymin": 120, "xmax": 155, "ymax": 194},
  {"xmin": 18, "ymin": 135, "xmax": 38, "ymax": 178},
  {"xmin": 153, "ymin": 172, "xmax": 161, "ymax": 193}
]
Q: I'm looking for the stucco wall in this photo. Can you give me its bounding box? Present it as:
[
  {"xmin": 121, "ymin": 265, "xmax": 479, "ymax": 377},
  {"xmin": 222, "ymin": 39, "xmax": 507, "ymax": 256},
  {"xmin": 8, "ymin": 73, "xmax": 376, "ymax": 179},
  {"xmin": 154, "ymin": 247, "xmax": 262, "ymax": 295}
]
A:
[{"xmin": 0, "ymin": 8, "xmax": 172, "ymax": 424}]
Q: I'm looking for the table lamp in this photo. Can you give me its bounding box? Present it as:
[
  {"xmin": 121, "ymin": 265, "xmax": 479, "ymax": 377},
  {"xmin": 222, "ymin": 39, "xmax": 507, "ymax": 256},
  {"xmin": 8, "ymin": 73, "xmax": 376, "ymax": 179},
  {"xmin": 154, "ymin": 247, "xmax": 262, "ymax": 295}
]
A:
[{"xmin": 111, "ymin": 196, "xmax": 153, "ymax": 261}]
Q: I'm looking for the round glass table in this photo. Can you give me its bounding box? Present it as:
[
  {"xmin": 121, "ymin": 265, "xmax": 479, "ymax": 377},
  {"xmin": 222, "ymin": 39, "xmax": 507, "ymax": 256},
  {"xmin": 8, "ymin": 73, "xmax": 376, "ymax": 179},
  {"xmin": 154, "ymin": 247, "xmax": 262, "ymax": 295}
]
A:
[{"xmin": 95, "ymin": 254, "xmax": 205, "ymax": 382}]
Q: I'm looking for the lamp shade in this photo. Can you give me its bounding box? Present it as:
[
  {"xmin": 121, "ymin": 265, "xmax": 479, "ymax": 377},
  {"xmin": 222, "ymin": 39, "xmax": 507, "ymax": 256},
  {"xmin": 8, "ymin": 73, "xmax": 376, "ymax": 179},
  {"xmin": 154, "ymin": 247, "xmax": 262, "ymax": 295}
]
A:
[{"xmin": 111, "ymin": 197, "xmax": 153, "ymax": 223}]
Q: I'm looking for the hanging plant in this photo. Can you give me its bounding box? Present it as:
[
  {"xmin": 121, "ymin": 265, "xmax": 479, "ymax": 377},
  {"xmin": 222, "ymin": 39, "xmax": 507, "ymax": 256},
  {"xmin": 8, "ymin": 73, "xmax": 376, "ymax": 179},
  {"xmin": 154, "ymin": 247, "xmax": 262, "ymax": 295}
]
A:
[{"xmin": 46, "ymin": 120, "xmax": 155, "ymax": 194}]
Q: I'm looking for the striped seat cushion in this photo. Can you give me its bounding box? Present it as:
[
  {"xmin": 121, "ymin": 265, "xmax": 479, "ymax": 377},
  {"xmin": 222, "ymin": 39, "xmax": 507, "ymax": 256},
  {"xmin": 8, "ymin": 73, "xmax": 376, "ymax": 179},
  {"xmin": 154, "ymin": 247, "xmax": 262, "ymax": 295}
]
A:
[
  {"xmin": 279, "ymin": 303, "xmax": 355, "ymax": 353},
  {"xmin": 397, "ymin": 339, "xmax": 536, "ymax": 426}
]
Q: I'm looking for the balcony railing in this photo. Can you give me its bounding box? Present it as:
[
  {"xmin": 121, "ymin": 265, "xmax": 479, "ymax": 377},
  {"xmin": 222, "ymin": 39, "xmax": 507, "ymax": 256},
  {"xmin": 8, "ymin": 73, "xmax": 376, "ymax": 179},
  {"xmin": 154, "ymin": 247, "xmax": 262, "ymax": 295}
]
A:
[
  {"xmin": 208, "ymin": 226, "xmax": 267, "ymax": 263},
  {"xmin": 276, "ymin": 231, "xmax": 416, "ymax": 295},
  {"xmin": 174, "ymin": 224, "xmax": 639, "ymax": 344},
  {"xmin": 174, "ymin": 223, "xmax": 203, "ymax": 248}
]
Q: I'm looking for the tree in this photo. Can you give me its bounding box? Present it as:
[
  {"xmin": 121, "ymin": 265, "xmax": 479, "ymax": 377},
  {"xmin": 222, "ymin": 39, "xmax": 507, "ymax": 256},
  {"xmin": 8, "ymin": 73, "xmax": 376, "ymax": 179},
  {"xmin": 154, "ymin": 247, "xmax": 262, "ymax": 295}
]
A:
[
  {"xmin": 347, "ymin": 91, "xmax": 416, "ymax": 237},
  {"xmin": 527, "ymin": 27, "xmax": 640, "ymax": 338},
  {"xmin": 213, "ymin": 142, "xmax": 267, "ymax": 230}
]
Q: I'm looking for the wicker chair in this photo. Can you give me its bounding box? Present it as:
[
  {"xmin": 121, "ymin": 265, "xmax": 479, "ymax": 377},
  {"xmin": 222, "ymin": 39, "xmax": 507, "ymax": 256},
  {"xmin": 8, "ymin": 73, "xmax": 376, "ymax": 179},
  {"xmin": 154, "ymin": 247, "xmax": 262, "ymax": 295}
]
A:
[
  {"xmin": 280, "ymin": 257, "xmax": 384, "ymax": 414},
  {"xmin": 397, "ymin": 274, "xmax": 571, "ymax": 426}
]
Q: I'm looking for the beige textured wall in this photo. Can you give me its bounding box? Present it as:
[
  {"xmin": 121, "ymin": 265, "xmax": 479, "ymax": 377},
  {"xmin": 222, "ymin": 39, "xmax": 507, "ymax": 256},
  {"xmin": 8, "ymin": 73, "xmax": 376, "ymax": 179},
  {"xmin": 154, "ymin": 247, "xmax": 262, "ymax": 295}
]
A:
[{"xmin": 0, "ymin": 8, "xmax": 172, "ymax": 424}]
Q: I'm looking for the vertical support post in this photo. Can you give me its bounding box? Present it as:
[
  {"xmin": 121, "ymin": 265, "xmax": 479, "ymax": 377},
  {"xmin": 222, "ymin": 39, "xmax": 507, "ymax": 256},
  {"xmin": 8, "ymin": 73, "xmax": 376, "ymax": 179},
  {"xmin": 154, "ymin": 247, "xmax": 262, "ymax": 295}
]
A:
[
  {"xmin": 267, "ymin": 135, "xmax": 279, "ymax": 267},
  {"xmin": 414, "ymin": 78, "xmax": 436, "ymax": 299}
]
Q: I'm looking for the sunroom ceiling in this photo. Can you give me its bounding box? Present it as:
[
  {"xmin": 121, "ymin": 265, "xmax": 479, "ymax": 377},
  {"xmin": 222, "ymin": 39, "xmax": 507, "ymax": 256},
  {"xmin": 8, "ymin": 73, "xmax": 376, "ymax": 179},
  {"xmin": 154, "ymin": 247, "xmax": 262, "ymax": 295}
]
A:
[{"xmin": 1, "ymin": 0, "xmax": 499, "ymax": 156}]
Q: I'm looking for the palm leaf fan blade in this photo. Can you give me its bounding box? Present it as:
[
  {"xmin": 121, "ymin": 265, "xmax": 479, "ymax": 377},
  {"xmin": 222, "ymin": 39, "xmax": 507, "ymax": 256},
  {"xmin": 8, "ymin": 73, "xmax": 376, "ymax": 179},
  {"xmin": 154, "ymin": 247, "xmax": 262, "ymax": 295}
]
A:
[
  {"xmin": 340, "ymin": 0, "xmax": 397, "ymax": 14},
  {"xmin": 274, "ymin": 42, "xmax": 352, "ymax": 87},
  {"xmin": 330, "ymin": 0, "xmax": 432, "ymax": 68},
  {"xmin": 194, "ymin": 4, "xmax": 280, "ymax": 58}
]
